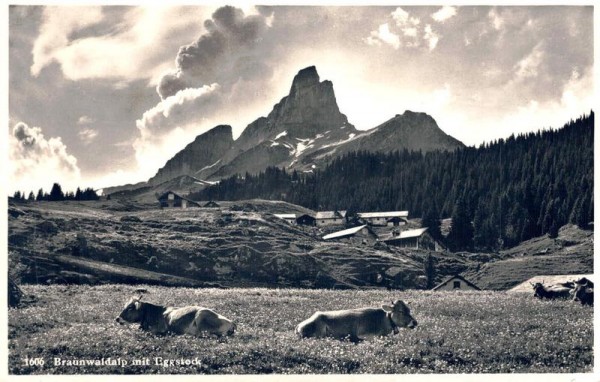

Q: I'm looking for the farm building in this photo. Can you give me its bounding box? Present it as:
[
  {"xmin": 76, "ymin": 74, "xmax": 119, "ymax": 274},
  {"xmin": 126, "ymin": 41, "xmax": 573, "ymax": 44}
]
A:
[
  {"xmin": 508, "ymin": 274, "xmax": 594, "ymax": 293},
  {"xmin": 381, "ymin": 228, "xmax": 441, "ymax": 250},
  {"xmin": 357, "ymin": 211, "xmax": 409, "ymax": 227},
  {"xmin": 157, "ymin": 191, "xmax": 200, "ymax": 209},
  {"xmin": 322, "ymin": 224, "xmax": 377, "ymax": 245},
  {"xmin": 315, "ymin": 210, "xmax": 347, "ymax": 226},
  {"xmin": 273, "ymin": 213, "xmax": 297, "ymax": 225},
  {"xmin": 296, "ymin": 214, "xmax": 316, "ymax": 226},
  {"xmin": 203, "ymin": 201, "xmax": 220, "ymax": 208},
  {"xmin": 433, "ymin": 275, "xmax": 481, "ymax": 291}
]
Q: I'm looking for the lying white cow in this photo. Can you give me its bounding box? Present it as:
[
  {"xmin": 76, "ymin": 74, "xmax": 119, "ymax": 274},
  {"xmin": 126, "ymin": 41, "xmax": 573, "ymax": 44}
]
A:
[
  {"xmin": 116, "ymin": 296, "xmax": 236, "ymax": 336},
  {"xmin": 296, "ymin": 299, "xmax": 417, "ymax": 342}
]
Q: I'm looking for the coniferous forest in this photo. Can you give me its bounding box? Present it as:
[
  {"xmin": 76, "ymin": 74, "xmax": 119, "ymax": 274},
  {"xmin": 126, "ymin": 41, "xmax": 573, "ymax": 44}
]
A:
[{"xmin": 192, "ymin": 112, "xmax": 594, "ymax": 251}]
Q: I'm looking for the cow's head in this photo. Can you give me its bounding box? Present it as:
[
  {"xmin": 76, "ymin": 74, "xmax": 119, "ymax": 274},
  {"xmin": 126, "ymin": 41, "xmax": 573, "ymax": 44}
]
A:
[
  {"xmin": 115, "ymin": 295, "xmax": 144, "ymax": 324},
  {"xmin": 223, "ymin": 320, "xmax": 236, "ymax": 336},
  {"xmin": 572, "ymin": 284, "xmax": 592, "ymax": 302},
  {"xmin": 531, "ymin": 282, "xmax": 545, "ymax": 296},
  {"xmin": 382, "ymin": 300, "xmax": 417, "ymax": 331}
]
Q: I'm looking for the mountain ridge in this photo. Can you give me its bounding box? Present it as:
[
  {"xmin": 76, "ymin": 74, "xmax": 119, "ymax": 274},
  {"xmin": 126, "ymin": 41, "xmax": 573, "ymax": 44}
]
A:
[{"xmin": 106, "ymin": 66, "xmax": 464, "ymax": 195}]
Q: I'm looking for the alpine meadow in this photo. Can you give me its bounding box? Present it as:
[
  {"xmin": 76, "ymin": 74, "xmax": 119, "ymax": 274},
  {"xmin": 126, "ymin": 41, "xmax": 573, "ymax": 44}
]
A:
[{"xmin": 7, "ymin": 4, "xmax": 595, "ymax": 379}]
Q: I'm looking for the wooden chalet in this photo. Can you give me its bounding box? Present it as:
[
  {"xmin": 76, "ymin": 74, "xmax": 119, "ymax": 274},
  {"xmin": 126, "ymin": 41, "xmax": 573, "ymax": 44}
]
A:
[
  {"xmin": 315, "ymin": 210, "xmax": 347, "ymax": 227},
  {"xmin": 432, "ymin": 275, "xmax": 481, "ymax": 291},
  {"xmin": 357, "ymin": 211, "xmax": 409, "ymax": 227},
  {"xmin": 322, "ymin": 224, "xmax": 377, "ymax": 245},
  {"xmin": 381, "ymin": 227, "xmax": 441, "ymax": 250},
  {"xmin": 273, "ymin": 213, "xmax": 297, "ymax": 225},
  {"xmin": 157, "ymin": 191, "xmax": 200, "ymax": 209},
  {"xmin": 296, "ymin": 214, "xmax": 316, "ymax": 226}
]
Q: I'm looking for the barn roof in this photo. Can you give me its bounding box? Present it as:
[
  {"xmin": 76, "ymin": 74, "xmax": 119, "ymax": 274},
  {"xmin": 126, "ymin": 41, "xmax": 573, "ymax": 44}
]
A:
[
  {"xmin": 381, "ymin": 227, "xmax": 428, "ymax": 242},
  {"xmin": 433, "ymin": 275, "xmax": 481, "ymax": 291},
  {"xmin": 508, "ymin": 274, "xmax": 594, "ymax": 293},
  {"xmin": 323, "ymin": 225, "xmax": 368, "ymax": 240},
  {"xmin": 274, "ymin": 214, "xmax": 297, "ymax": 219},
  {"xmin": 316, "ymin": 210, "xmax": 347, "ymax": 219},
  {"xmin": 357, "ymin": 211, "xmax": 409, "ymax": 219},
  {"xmin": 157, "ymin": 191, "xmax": 200, "ymax": 205}
]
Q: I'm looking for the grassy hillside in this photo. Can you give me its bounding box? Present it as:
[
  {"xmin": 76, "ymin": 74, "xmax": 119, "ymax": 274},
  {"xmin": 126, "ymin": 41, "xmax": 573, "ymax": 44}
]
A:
[
  {"xmin": 462, "ymin": 225, "xmax": 593, "ymax": 290},
  {"xmin": 8, "ymin": 200, "xmax": 592, "ymax": 291},
  {"xmin": 8, "ymin": 200, "xmax": 426, "ymax": 289},
  {"xmin": 8, "ymin": 285, "xmax": 592, "ymax": 374}
]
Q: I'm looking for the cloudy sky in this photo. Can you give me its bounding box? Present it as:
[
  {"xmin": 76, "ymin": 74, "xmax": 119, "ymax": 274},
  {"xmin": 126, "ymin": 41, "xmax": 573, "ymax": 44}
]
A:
[{"xmin": 7, "ymin": 5, "xmax": 594, "ymax": 193}]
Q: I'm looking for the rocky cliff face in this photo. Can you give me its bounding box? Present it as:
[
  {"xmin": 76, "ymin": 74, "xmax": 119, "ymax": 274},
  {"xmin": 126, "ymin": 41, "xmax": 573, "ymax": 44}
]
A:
[
  {"xmin": 235, "ymin": 66, "xmax": 355, "ymax": 153},
  {"xmin": 148, "ymin": 125, "xmax": 234, "ymax": 186}
]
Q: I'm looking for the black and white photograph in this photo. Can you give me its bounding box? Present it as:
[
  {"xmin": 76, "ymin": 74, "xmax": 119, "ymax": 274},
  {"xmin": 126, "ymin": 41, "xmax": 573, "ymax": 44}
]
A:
[{"xmin": 5, "ymin": 3, "xmax": 596, "ymax": 379}]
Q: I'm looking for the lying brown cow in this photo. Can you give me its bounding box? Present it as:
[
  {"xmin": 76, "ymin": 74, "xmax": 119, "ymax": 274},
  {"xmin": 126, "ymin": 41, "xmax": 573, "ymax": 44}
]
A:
[
  {"xmin": 296, "ymin": 299, "xmax": 417, "ymax": 342},
  {"xmin": 116, "ymin": 296, "xmax": 236, "ymax": 336}
]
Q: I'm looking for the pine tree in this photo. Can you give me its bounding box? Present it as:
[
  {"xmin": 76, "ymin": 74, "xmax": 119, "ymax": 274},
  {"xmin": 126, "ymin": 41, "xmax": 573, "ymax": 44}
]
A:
[
  {"xmin": 447, "ymin": 196, "xmax": 474, "ymax": 251},
  {"xmin": 49, "ymin": 183, "xmax": 65, "ymax": 201}
]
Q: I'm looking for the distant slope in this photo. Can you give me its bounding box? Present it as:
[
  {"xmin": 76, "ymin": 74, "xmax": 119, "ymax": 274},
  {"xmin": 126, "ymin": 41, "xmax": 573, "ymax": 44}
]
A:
[{"xmin": 463, "ymin": 225, "xmax": 593, "ymax": 290}]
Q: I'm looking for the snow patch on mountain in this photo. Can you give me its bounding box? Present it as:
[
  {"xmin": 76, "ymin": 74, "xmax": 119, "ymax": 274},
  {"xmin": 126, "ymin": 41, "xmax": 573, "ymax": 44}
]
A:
[
  {"xmin": 275, "ymin": 131, "xmax": 288, "ymax": 140},
  {"xmin": 195, "ymin": 159, "xmax": 221, "ymax": 174}
]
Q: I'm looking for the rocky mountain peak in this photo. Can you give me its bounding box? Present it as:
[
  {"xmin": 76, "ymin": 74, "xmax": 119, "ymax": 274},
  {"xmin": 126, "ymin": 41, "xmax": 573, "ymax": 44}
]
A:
[
  {"xmin": 289, "ymin": 66, "xmax": 320, "ymax": 95},
  {"xmin": 148, "ymin": 125, "xmax": 234, "ymax": 186}
]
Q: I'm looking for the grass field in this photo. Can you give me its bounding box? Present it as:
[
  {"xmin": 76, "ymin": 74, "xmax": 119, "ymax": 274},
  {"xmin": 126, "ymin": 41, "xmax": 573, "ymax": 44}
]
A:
[{"xmin": 8, "ymin": 284, "xmax": 593, "ymax": 374}]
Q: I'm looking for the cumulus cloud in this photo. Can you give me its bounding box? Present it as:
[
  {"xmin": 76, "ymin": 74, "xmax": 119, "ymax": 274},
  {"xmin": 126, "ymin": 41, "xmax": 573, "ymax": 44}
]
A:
[
  {"xmin": 31, "ymin": 6, "xmax": 207, "ymax": 85},
  {"xmin": 514, "ymin": 43, "xmax": 544, "ymax": 79},
  {"xmin": 136, "ymin": 84, "xmax": 221, "ymax": 136},
  {"xmin": 423, "ymin": 25, "xmax": 440, "ymax": 51},
  {"xmin": 9, "ymin": 122, "xmax": 81, "ymax": 192},
  {"xmin": 488, "ymin": 9, "xmax": 504, "ymax": 30},
  {"xmin": 77, "ymin": 115, "xmax": 95, "ymax": 125},
  {"xmin": 432, "ymin": 6, "xmax": 457, "ymax": 23},
  {"xmin": 124, "ymin": 5, "xmax": 278, "ymax": 181},
  {"xmin": 157, "ymin": 6, "xmax": 272, "ymax": 99},
  {"xmin": 365, "ymin": 24, "xmax": 400, "ymax": 49},
  {"xmin": 366, "ymin": 7, "xmax": 442, "ymax": 52},
  {"xmin": 78, "ymin": 128, "xmax": 99, "ymax": 145}
]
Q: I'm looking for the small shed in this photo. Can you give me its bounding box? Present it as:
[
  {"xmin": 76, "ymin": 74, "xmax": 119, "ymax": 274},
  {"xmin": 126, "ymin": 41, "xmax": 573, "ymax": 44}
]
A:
[
  {"xmin": 357, "ymin": 211, "xmax": 409, "ymax": 227},
  {"xmin": 274, "ymin": 213, "xmax": 297, "ymax": 225},
  {"xmin": 322, "ymin": 225, "xmax": 377, "ymax": 245},
  {"xmin": 203, "ymin": 201, "xmax": 220, "ymax": 208},
  {"xmin": 158, "ymin": 191, "xmax": 200, "ymax": 209},
  {"xmin": 315, "ymin": 210, "xmax": 347, "ymax": 227},
  {"xmin": 296, "ymin": 214, "xmax": 316, "ymax": 226},
  {"xmin": 382, "ymin": 227, "xmax": 441, "ymax": 250},
  {"xmin": 433, "ymin": 275, "xmax": 481, "ymax": 291}
]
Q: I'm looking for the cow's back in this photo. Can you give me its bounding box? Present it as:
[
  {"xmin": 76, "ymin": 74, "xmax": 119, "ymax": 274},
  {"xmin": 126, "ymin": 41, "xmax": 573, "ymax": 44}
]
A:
[
  {"xmin": 166, "ymin": 306, "xmax": 234, "ymax": 336},
  {"xmin": 323, "ymin": 308, "xmax": 388, "ymax": 338},
  {"xmin": 297, "ymin": 308, "xmax": 389, "ymax": 340},
  {"xmin": 164, "ymin": 306, "xmax": 201, "ymax": 334}
]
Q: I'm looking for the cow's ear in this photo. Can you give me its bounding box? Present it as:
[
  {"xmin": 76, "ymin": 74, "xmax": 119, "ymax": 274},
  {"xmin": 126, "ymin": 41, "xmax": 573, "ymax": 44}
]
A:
[{"xmin": 381, "ymin": 304, "xmax": 393, "ymax": 312}]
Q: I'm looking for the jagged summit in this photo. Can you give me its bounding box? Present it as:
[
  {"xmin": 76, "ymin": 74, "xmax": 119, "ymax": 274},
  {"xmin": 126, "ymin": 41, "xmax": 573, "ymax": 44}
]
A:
[
  {"xmin": 235, "ymin": 66, "xmax": 355, "ymax": 152},
  {"xmin": 289, "ymin": 66, "xmax": 320, "ymax": 95}
]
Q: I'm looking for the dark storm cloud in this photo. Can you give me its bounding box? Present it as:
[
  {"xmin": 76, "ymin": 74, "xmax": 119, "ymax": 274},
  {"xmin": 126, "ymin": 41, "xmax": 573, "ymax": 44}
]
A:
[{"xmin": 157, "ymin": 6, "xmax": 271, "ymax": 99}]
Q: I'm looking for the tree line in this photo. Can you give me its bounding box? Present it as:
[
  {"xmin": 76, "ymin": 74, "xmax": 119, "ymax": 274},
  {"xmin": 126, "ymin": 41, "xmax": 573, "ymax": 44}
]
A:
[
  {"xmin": 191, "ymin": 112, "xmax": 594, "ymax": 251},
  {"xmin": 12, "ymin": 183, "xmax": 100, "ymax": 202}
]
